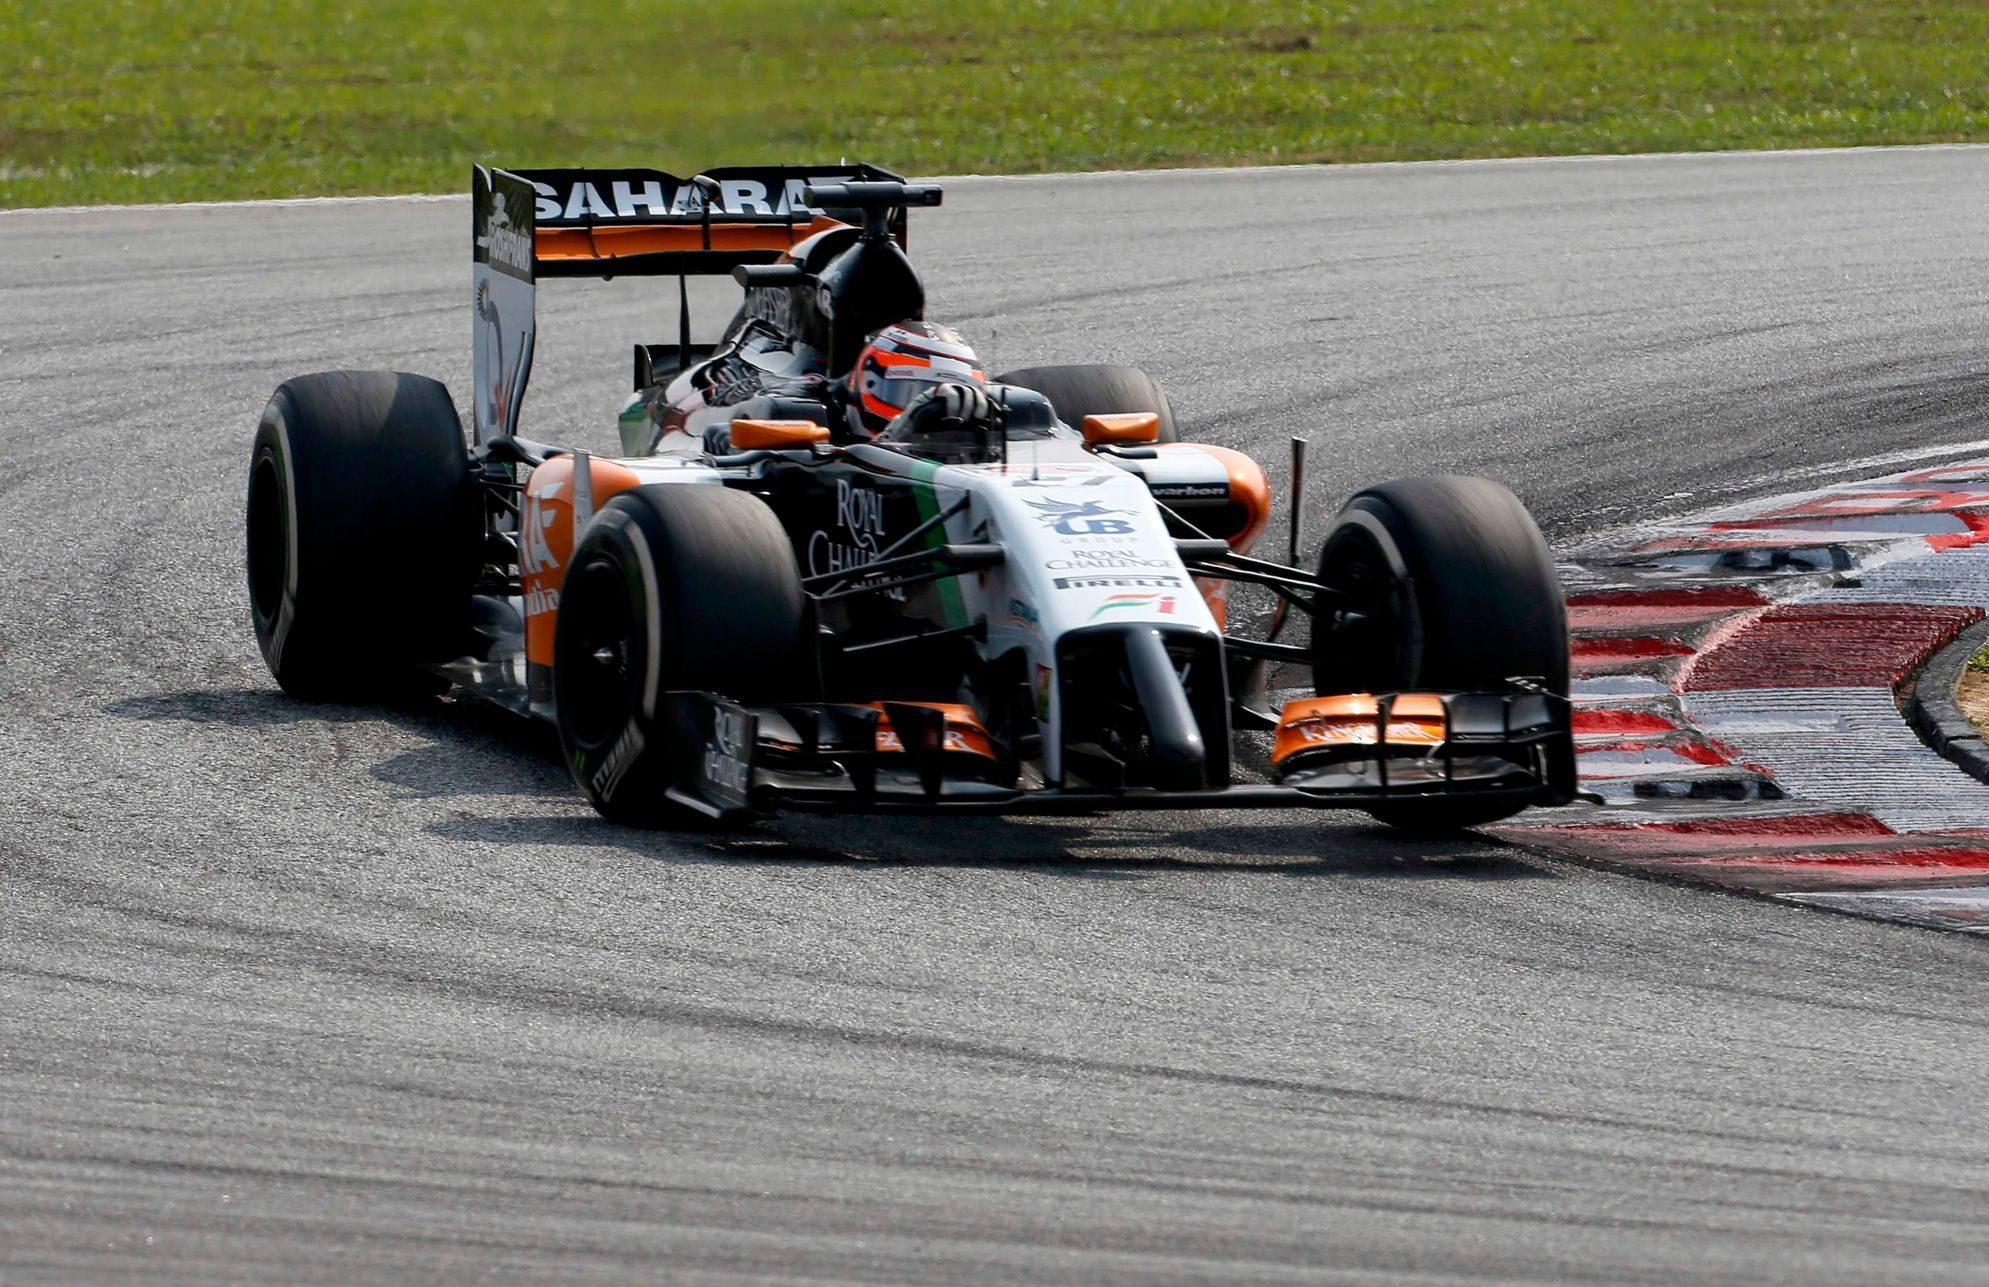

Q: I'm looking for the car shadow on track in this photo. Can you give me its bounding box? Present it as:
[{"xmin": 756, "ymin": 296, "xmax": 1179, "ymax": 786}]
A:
[
  {"xmin": 427, "ymin": 812, "xmax": 1559, "ymax": 882},
  {"xmin": 108, "ymin": 687, "xmax": 384, "ymax": 727},
  {"xmin": 110, "ymin": 688, "xmax": 1559, "ymax": 882},
  {"xmin": 105, "ymin": 687, "xmax": 576, "ymax": 800}
]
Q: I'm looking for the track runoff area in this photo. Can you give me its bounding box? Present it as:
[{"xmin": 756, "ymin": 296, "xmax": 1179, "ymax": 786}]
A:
[{"xmin": 1510, "ymin": 458, "xmax": 1989, "ymax": 931}]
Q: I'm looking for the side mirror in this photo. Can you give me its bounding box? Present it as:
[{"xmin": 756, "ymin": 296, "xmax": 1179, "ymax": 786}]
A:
[
  {"xmin": 1080, "ymin": 412, "xmax": 1161, "ymax": 446},
  {"xmin": 730, "ymin": 419, "xmax": 830, "ymax": 450}
]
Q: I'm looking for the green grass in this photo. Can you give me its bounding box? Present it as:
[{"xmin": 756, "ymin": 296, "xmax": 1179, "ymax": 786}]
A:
[{"xmin": 7, "ymin": 1, "xmax": 1989, "ymax": 207}]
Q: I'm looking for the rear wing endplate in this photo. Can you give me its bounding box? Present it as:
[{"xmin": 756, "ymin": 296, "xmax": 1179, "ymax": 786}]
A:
[{"xmin": 473, "ymin": 166, "xmax": 538, "ymax": 444}]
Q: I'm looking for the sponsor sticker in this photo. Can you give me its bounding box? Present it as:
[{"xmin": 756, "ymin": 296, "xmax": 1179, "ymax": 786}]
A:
[
  {"xmin": 699, "ymin": 702, "xmax": 757, "ymax": 811},
  {"xmin": 590, "ymin": 723, "xmax": 648, "ymax": 801},
  {"xmin": 525, "ymin": 168, "xmax": 868, "ymax": 225},
  {"xmin": 835, "ymin": 478, "xmax": 887, "ymax": 537},
  {"xmin": 473, "ymin": 168, "xmax": 536, "ymax": 280},
  {"xmin": 1044, "ymin": 550, "xmax": 1176, "ymax": 570},
  {"xmin": 520, "ymin": 502, "xmax": 559, "ymax": 576},
  {"xmin": 1296, "ymin": 720, "xmax": 1444, "ymax": 747},
  {"xmin": 479, "ymin": 218, "xmax": 533, "ymax": 278},
  {"xmin": 1054, "ymin": 574, "xmax": 1183, "ymax": 590},
  {"xmin": 1007, "ymin": 597, "xmax": 1041, "ymax": 633},
  {"xmin": 1026, "ymin": 498, "xmax": 1136, "ymax": 537},
  {"xmin": 806, "ymin": 478, "xmax": 904, "ymax": 598},
  {"xmin": 1088, "ymin": 592, "xmax": 1177, "ymax": 620},
  {"xmin": 877, "ymin": 727, "xmax": 978, "ymax": 754}
]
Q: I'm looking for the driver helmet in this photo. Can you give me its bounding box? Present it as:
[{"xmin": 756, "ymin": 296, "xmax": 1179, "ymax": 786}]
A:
[{"xmin": 847, "ymin": 321, "xmax": 985, "ymax": 434}]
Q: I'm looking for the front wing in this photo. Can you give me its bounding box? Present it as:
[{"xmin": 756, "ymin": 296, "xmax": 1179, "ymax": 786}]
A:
[{"xmin": 663, "ymin": 692, "xmax": 1576, "ymax": 819}]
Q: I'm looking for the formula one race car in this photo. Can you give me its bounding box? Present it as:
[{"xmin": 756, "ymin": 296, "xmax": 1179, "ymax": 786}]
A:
[{"xmin": 245, "ymin": 163, "xmax": 1575, "ymax": 830}]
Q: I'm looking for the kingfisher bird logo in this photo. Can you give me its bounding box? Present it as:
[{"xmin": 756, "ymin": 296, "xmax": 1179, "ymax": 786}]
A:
[
  {"xmin": 1088, "ymin": 592, "xmax": 1177, "ymax": 620},
  {"xmin": 1026, "ymin": 497, "xmax": 1135, "ymax": 536}
]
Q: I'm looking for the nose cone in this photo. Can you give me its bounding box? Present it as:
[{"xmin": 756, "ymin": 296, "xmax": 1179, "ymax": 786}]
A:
[{"xmin": 1121, "ymin": 625, "xmax": 1208, "ymax": 790}]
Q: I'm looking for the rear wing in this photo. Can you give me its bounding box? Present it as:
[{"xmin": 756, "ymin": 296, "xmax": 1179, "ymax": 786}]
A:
[
  {"xmin": 524, "ymin": 163, "xmax": 908, "ymax": 277},
  {"xmin": 470, "ymin": 162, "xmax": 904, "ymax": 443}
]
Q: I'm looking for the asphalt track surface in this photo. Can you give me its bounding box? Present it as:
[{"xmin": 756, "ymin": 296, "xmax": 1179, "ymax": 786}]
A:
[{"xmin": 7, "ymin": 148, "xmax": 1989, "ymax": 1283}]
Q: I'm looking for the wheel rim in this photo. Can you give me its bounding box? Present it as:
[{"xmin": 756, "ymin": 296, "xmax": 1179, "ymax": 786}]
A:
[
  {"xmin": 246, "ymin": 449, "xmax": 286, "ymax": 627},
  {"xmin": 1316, "ymin": 524, "xmax": 1413, "ymax": 692},
  {"xmin": 559, "ymin": 556, "xmax": 642, "ymax": 749}
]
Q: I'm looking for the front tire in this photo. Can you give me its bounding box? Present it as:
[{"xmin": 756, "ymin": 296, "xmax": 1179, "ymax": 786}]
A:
[
  {"xmin": 992, "ymin": 363, "xmax": 1180, "ymax": 443},
  {"xmin": 552, "ymin": 485, "xmax": 817, "ymax": 827},
  {"xmin": 1312, "ymin": 475, "xmax": 1569, "ymax": 832},
  {"xmin": 246, "ymin": 370, "xmax": 477, "ymax": 700}
]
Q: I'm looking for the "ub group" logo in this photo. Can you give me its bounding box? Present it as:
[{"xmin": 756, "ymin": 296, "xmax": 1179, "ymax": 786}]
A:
[{"xmin": 1026, "ymin": 498, "xmax": 1135, "ymax": 536}]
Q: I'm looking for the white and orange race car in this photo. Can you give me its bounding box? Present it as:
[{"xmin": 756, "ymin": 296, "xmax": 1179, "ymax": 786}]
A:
[{"xmin": 245, "ymin": 164, "xmax": 1574, "ymax": 829}]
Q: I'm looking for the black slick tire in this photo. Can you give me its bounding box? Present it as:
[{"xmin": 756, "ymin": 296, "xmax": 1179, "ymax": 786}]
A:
[
  {"xmin": 1312, "ymin": 475, "xmax": 1569, "ymax": 833},
  {"xmin": 993, "ymin": 364, "xmax": 1180, "ymax": 443},
  {"xmin": 552, "ymin": 484, "xmax": 816, "ymax": 827},
  {"xmin": 246, "ymin": 370, "xmax": 477, "ymax": 701}
]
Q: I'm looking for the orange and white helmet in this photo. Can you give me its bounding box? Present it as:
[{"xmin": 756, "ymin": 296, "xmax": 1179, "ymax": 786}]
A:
[{"xmin": 847, "ymin": 322, "xmax": 985, "ymax": 433}]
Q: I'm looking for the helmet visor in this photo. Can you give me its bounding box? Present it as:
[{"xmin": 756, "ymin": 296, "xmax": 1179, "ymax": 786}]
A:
[{"xmin": 857, "ymin": 353, "xmax": 985, "ymax": 423}]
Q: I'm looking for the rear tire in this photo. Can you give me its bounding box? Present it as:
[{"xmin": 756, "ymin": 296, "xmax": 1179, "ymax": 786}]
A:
[
  {"xmin": 246, "ymin": 370, "xmax": 477, "ymax": 700},
  {"xmin": 552, "ymin": 485, "xmax": 817, "ymax": 827},
  {"xmin": 992, "ymin": 363, "xmax": 1180, "ymax": 443},
  {"xmin": 1312, "ymin": 475, "xmax": 1569, "ymax": 833}
]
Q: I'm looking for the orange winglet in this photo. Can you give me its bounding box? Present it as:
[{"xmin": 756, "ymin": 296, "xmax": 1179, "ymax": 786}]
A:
[
  {"xmin": 1080, "ymin": 412, "xmax": 1161, "ymax": 445},
  {"xmin": 1272, "ymin": 693, "xmax": 1448, "ymax": 766},
  {"xmin": 731, "ymin": 419, "xmax": 830, "ymax": 450}
]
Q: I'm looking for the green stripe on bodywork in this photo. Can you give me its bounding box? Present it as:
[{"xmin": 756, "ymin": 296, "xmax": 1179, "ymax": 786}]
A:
[
  {"xmin": 908, "ymin": 459, "xmax": 968, "ymax": 628},
  {"xmin": 616, "ymin": 392, "xmax": 651, "ymax": 457}
]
